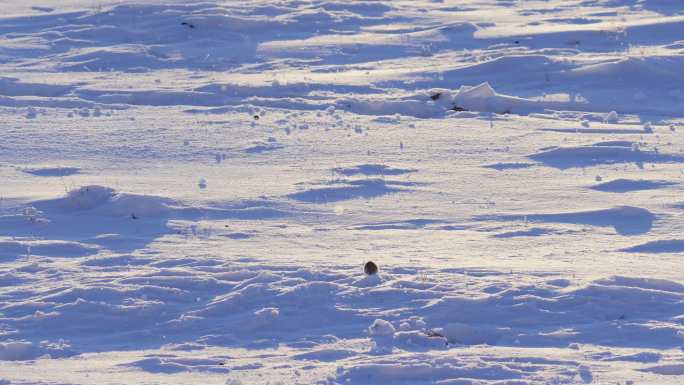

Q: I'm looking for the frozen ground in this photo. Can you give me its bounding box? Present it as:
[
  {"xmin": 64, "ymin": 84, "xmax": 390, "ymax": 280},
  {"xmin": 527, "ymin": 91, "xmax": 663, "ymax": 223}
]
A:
[{"xmin": 1, "ymin": 0, "xmax": 684, "ymax": 384}]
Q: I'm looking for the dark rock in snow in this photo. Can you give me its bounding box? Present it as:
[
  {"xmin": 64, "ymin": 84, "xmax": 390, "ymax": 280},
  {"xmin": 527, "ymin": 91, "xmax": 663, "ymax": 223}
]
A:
[{"xmin": 364, "ymin": 261, "xmax": 378, "ymax": 275}]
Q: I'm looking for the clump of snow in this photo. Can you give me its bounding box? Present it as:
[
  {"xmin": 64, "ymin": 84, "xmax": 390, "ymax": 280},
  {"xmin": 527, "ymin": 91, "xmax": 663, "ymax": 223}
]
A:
[
  {"xmin": 432, "ymin": 82, "xmax": 523, "ymax": 115},
  {"xmin": 352, "ymin": 273, "xmax": 383, "ymax": 287},
  {"xmin": 64, "ymin": 185, "xmax": 117, "ymax": 210},
  {"xmin": 605, "ymin": 110, "xmax": 619, "ymax": 123},
  {"xmin": 452, "ymin": 82, "xmax": 499, "ymax": 112},
  {"xmin": 251, "ymin": 307, "xmax": 280, "ymax": 328},
  {"xmin": 368, "ymin": 319, "xmax": 395, "ymax": 336}
]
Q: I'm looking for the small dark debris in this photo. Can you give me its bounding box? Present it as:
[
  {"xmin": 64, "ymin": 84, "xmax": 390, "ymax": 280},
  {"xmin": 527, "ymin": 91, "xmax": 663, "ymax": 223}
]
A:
[
  {"xmin": 218, "ymin": 362, "xmax": 225, "ymax": 366},
  {"xmin": 253, "ymin": 115, "xmax": 260, "ymax": 120},
  {"xmin": 514, "ymin": 40, "xmax": 520, "ymax": 44},
  {"xmin": 364, "ymin": 261, "xmax": 378, "ymax": 275},
  {"xmin": 131, "ymin": 213, "xmax": 138, "ymax": 220},
  {"xmin": 430, "ymin": 92, "xmax": 442, "ymax": 101},
  {"xmin": 452, "ymin": 106, "xmax": 467, "ymax": 112},
  {"xmin": 181, "ymin": 22, "xmax": 195, "ymax": 29},
  {"xmin": 618, "ymin": 314, "xmax": 625, "ymax": 320}
]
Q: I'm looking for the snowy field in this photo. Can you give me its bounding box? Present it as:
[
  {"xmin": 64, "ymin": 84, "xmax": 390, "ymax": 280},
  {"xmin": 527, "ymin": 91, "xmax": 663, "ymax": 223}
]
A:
[{"xmin": 1, "ymin": 0, "xmax": 684, "ymax": 384}]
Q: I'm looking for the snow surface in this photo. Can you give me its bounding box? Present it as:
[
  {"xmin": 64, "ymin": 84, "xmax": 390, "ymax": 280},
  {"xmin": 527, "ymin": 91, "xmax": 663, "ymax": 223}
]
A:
[{"xmin": 1, "ymin": 0, "xmax": 684, "ymax": 384}]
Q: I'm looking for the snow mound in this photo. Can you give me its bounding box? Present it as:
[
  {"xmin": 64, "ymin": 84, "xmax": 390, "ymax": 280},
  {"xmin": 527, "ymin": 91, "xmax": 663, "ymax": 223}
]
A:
[
  {"xmin": 344, "ymin": 82, "xmax": 597, "ymax": 118},
  {"xmin": 62, "ymin": 185, "xmax": 117, "ymax": 210},
  {"xmin": 368, "ymin": 319, "xmax": 396, "ymax": 336},
  {"xmin": 0, "ymin": 239, "xmax": 97, "ymax": 259},
  {"xmin": 123, "ymin": 356, "xmax": 229, "ymax": 374},
  {"xmin": 0, "ymin": 340, "xmax": 74, "ymax": 361},
  {"xmin": 43, "ymin": 185, "xmax": 178, "ymax": 217},
  {"xmin": 567, "ymin": 57, "xmax": 683, "ymax": 85}
]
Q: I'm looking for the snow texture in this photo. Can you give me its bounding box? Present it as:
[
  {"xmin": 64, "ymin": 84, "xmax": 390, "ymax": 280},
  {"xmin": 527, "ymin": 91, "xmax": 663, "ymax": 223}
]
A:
[{"xmin": 1, "ymin": 1, "xmax": 684, "ymax": 384}]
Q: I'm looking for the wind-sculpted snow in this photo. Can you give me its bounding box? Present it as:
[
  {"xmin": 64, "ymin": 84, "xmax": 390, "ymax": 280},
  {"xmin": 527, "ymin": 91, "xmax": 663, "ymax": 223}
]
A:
[
  {"xmin": 0, "ymin": 185, "xmax": 311, "ymax": 254},
  {"xmin": 21, "ymin": 166, "xmax": 80, "ymax": 177},
  {"xmin": 621, "ymin": 239, "xmax": 684, "ymax": 253},
  {"xmin": 2, "ymin": 1, "xmax": 684, "ymax": 118},
  {"xmin": 590, "ymin": 178, "xmax": 677, "ymax": 193},
  {"xmin": 477, "ymin": 206, "xmax": 655, "ymax": 236},
  {"xmin": 2, "ymin": 261, "xmax": 683, "ymax": 383},
  {"xmin": 0, "ymin": 2, "xmax": 405, "ymax": 72},
  {"xmin": 288, "ymin": 179, "xmax": 411, "ymax": 203},
  {"xmin": 332, "ymin": 164, "xmax": 417, "ymax": 177},
  {"xmin": 529, "ymin": 142, "xmax": 684, "ymax": 169},
  {"xmin": 3, "ymin": 0, "xmax": 684, "ymax": 384}
]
